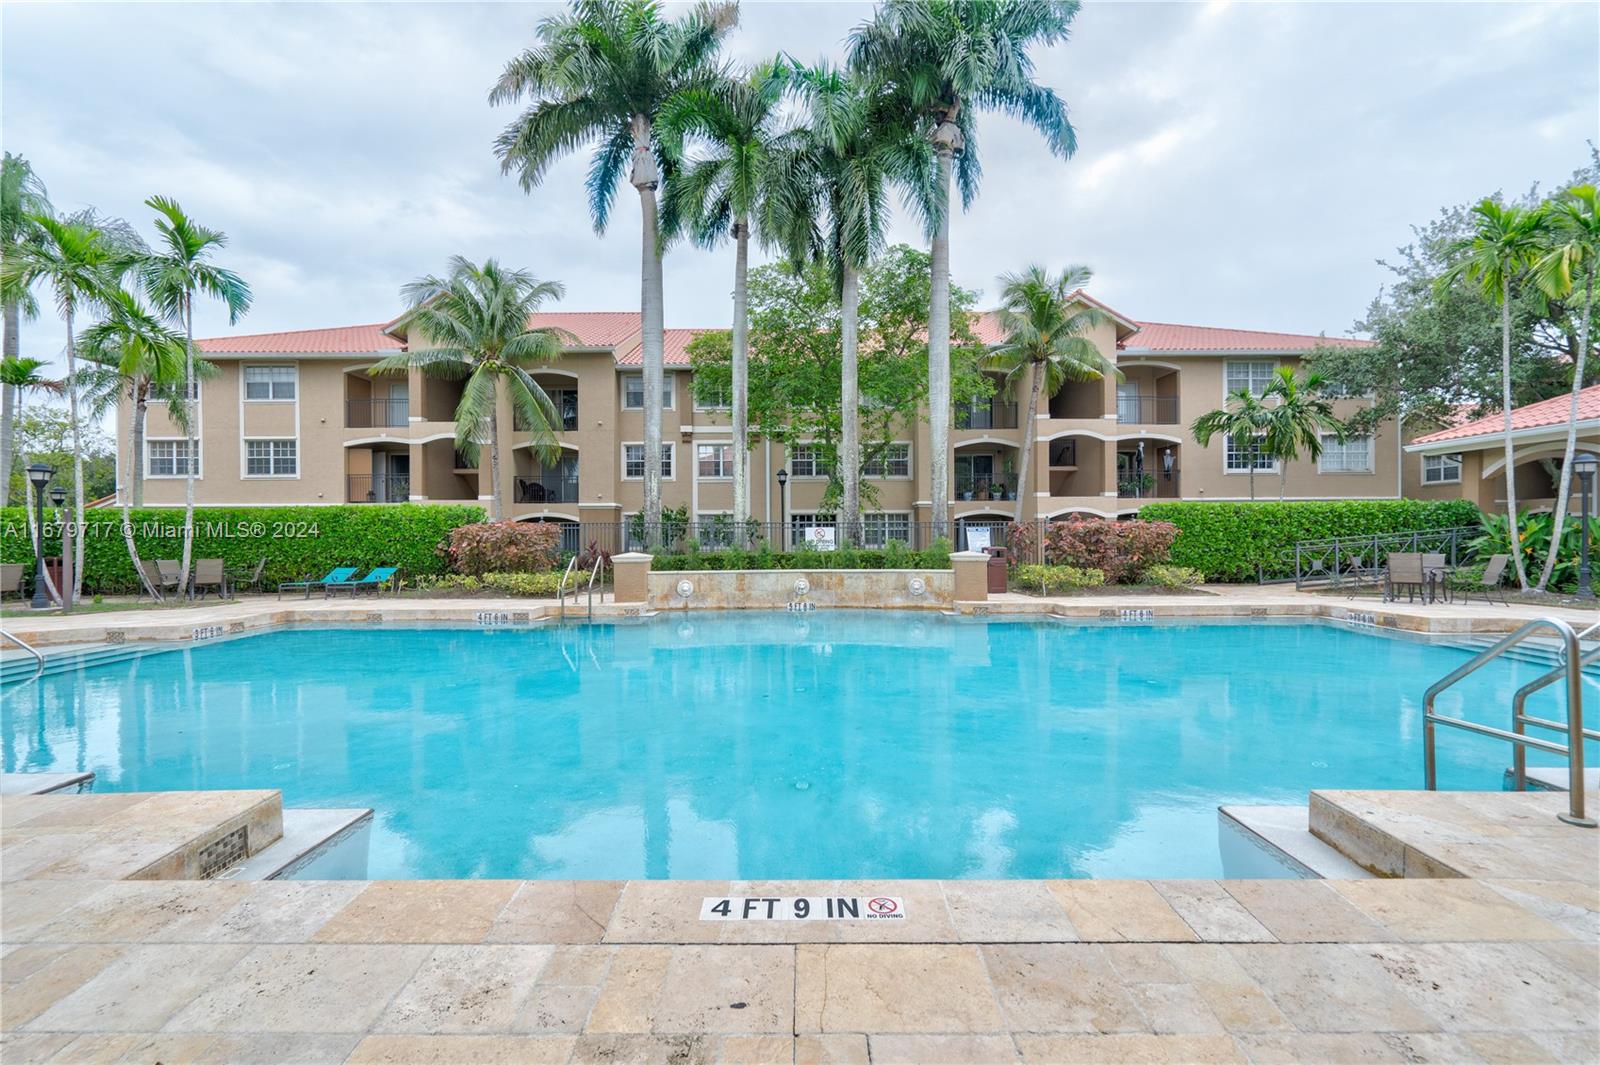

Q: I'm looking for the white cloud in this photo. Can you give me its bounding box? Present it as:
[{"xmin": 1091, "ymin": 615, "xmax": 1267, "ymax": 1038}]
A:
[{"xmin": 2, "ymin": 0, "xmax": 1595, "ymax": 371}]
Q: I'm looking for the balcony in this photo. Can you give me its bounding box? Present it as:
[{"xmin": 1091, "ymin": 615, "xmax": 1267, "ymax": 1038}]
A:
[
  {"xmin": 516, "ymin": 473, "xmax": 580, "ymax": 505},
  {"xmin": 955, "ymin": 398, "xmax": 1019, "ymax": 431},
  {"xmin": 346, "ymin": 397, "xmax": 409, "ymax": 429},
  {"xmin": 1117, "ymin": 471, "xmax": 1181, "ymax": 500},
  {"xmin": 349, "ymin": 474, "xmax": 410, "ymax": 503},
  {"xmin": 1116, "ymin": 393, "xmax": 1180, "ymax": 425},
  {"xmin": 514, "ymin": 388, "xmax": 579, "ymax": 432}
]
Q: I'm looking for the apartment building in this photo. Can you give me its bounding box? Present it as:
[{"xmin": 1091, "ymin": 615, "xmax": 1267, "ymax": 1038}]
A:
[{"xmin": 123, "ymin": 295, "xmax": 1462, "ymax": 541}]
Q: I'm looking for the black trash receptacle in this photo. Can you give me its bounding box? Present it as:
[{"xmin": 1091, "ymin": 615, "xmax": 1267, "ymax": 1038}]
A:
[{"xmin": 982, "ymin": 546, "xmax": 1010, "ymax": 594}]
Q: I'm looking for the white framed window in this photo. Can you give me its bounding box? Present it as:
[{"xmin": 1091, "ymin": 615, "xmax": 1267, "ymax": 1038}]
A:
[
  {"xmin": 1423, "ymin": 453, "xmax": 1463, "ymax": 485},
  {"xmin": 862, "ymin": 442, "xmax": 912, "ymax": 478},
  {"xmin": 146, "ymin": 439, "xmax": 199, "ymax": 478},
  {"xmin": 862, "ymin": 511, "xmax": 912, "ymax": 547},
  {"xmin": 1224, "ymin": 433, "xmax": 1275, "ymax": 472},
  {"xmin": 696, "ymin": 442, "xmax": 733, "ymax": 479},
  {"xmin": 244, "ymin": 438, "xmax": 297, "ymax": 477},
  {"xmin": 1223, "ymin": 360, "xmax": 1277, "ymax": 398},
  {"xmin": 622, "ymin": 442, "xmax": 673, "ymax": 480},
  {"xmin": 693, "ymin": 378, "xmax": 731, "ymax": 410},
  {"xmin": 1318, "ymin": 433, "xmax": 1372, "ymax": 474},
  {"xmin": 790, "ymin": 443, "xmax": 833, "ymax": 478},
  {"xmin": 621, "ymin": 372, "xmax": 674, "ymax": 410},
  {"xmin": 788, "ymin": 512, "xmax": 835, "ymax": 547},
  {"xmin": 244, "ymin": 365, "xmax": 296, "ymax": 401}
]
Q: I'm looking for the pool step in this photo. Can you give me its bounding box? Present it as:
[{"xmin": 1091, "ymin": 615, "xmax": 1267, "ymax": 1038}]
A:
[
  {"xmin": 1442, "ymin": 636, "xmax": 1600, "ymax": 674},
  {"xmin": 0, "ymin": 771, "xmax": 95, "ymax": 795},
  {"xmin": 0, "ymin": 642, "xmax": 175, "ymax": 685},
  {"xmin": 218, "ymin": 807, "xmax": 373, "ymax": 880},
  {"xmin": 1503, "ymin": 766, "xmax": 1600, "ymax": 793},
  {"xmin": 1218, "ymin": 805, "xmax": 1372, "ymax": 879}
]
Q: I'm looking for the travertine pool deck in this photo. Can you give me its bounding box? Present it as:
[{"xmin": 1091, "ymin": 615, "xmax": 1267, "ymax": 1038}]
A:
[{"xmin": 1, "ymin": 789, "xmax": 1596, "ymax": 1064}]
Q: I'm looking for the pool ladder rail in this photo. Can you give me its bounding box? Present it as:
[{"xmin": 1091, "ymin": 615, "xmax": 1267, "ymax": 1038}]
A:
[
  {"xmin": 556, "ymin": 553, "xmax": 607, "ymax": 622},
  {"xmin": 1424, "ymin": 616, "xmax": 1599, "ymax": 827},
  {"xmin": 0, "ymin": 628, "xmax": 45, "ymax": 680}
]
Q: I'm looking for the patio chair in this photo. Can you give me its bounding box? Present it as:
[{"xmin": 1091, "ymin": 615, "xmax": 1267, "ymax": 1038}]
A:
[
  {"xmin": 156, "ymin": 559, "xmax": 187, "ymax": 597},
  {"xmin": 1383, "ymin": 552, "xmax": 1429, "ymax": 603},
  {"xmin": 227, "ymin": 556, "xmax": 268, "ymax": 595},
  {"xmin": 278, "ymin": 566, "xmax": 358, "ymax": 600},
  {"xmin": 1421, "ymin": 552, "xmax": 1450, "ymax": 603},
  {"xmin": 0, "ymin": 564, "xmax": 23, "ymax": 600},
  {"xmin": 1456, "ymin": 554, "xmax": 1511, "ymax": 606},
  {"xmin": 192, "ymin": 558, "xmax": 227, "ymax": 600},
  {"xmin": 135, "ymin": 560, "xmax": 170, "ymax": 602},
  {"xmin": 324, "ymin": 566, "xmax": 398, "ymax": 598}
]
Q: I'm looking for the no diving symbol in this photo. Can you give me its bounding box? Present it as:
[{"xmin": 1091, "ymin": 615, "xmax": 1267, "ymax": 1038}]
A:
[{"xmin": 867, "ymin": 897, "xmax": 899, "ymax": 916}]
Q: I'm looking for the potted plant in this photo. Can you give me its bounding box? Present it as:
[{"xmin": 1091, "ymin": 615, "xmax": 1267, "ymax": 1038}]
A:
[{"xmin": 989, "ymin": 481, "xmax": 1005, "ymax": 501}]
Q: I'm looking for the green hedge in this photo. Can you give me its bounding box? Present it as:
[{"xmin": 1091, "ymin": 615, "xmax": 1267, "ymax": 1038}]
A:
[
  {"xmin": 0, "ymin": 504, "xmax": 484, "ymax": 593},
  {"xmin": 1136, "ymin": 499, "xmax": 1483, "ymax": 581},
  {"xmin": 651, "ymin": 542, "xmax": 952, "ymax": 572}
]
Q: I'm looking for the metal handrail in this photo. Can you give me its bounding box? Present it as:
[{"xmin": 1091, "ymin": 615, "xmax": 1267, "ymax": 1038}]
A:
[
  {"xmin": 1, "ymin": 628, "xmax": 45, "ymax": 679},
  {"xmin": 556, "ymin": 555, "xmax": 578, "ymax": 622},
  {"xmin": 585, "ymin": 553, "xmax": 603, "ymax": 619},
  {"xmin": 1424, "ymin": 617, "xmax": 1594, "ymax": 827},
  {"xmin": 1510, "ymin": 644, "xmax": 1600, "ymax": 789}
]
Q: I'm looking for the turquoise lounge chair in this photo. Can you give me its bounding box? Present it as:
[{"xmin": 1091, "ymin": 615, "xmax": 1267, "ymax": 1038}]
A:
[
  {"xmin": 278, "ymin": 566, "xmax": 358, "ymax": 600},
  {"xmin": 324, "ymin": 567, "xmax": 399, "ymax": 598}
]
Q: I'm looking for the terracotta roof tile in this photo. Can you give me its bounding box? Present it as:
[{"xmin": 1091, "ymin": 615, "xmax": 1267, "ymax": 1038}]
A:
[
  {"xmin": 195, "ymin": 323, "xmax": 402, "ymax": 354},
  {"xmin": 616, "ymin": 327, "xmax": 715, "ymax": 366},
  {"xmin": 1411, "ymin": 385, "xmax": 1600, "ymax": 445},
  {"xmin": 1119, "ymin": 321, "xmax": 1371, "ymax": 353},
  {"xmin": 527, "ymin": 311, "xmax": 641, "ymax": 348}
]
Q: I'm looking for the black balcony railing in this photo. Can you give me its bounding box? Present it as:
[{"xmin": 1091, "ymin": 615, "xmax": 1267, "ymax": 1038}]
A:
[
  {"xmin": 348, "ymin": 474, "xmax": 411, "ymax": 503},
  {"xmin": 514, "ymin": 389, "xmax": 579, "ymax": 432},
  {"xmin": 516, "ymin": 475, "xmax": 580, "ymax": 504},
  {"xmin": 955, "ymin": 400, "xmax": 1019, "ymax": 430},
  {"xmin": 1116, "ymin": 394, "xmax": 1180, "ymax": 425},
  {"xmin": 1116, "ymin": 471, "xmax": 1180, "ymax": 499},
  {"xmin": 346, "ymin": 397, "xmax": 410, "ymax": 428}
]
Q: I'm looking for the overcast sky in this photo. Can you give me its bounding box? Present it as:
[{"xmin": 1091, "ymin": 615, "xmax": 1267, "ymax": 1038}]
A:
[{"xmin": 4, "ymin": 1, "xmax": 1596, "ymax": 366}]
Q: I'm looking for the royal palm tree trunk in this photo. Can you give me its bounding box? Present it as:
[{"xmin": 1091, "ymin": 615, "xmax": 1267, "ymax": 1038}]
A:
[
  {"xmin": 1013, "ymin": 361, "xmax": 1043, "ymax": 522},
  {"xmin": 928, "ymin": 146, "xmax": 954, "ymax": 539},
  {"xmin": 1, "ymin": 297, "xmax": 17, "ymax": 508},
  {"xmin": 632, "ymin": 122, "xmax": 664, "ymax": 542},
  {"xmin": 487, "ymin": 391, "xmax": 504, "ymax": 522},
  {"xmin": 123, "ymin": 381, "xmax": 159, "ymax": 601},
  {"xmin": 1500, "ymin": 280, "xmax": 1530, "ymax": 591},
  {"xmin": 63, "ymin": 302, "xmax": 83, "ymax": 609},
  {"xmin": 839, "ymin": 263, "xmax": 861, "ymax": 546},
  {"xmin": 731, "ymin": 217, "xmax": 750, "ymax": 535},
  {"xmin": 1536, "ymin": 264, "xmax": 1593, "ymax": 590},
  {"xmin": 179, "ymin": 295, "xmax": 197, "ymax": 599}
]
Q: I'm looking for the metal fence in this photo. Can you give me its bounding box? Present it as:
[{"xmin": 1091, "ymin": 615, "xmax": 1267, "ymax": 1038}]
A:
[
  {"xmin": 1286, "ymin": 526, "xmax": 1479, "ymax": 589},
  {"xmin": 347, "ymin": 475, "xmax": 411, "ymax": 503},
  {"xmin": 537, "ymin": 518, "xmax": 1042, "ymax": 561},
  {"xmin": 345, "ymin": 398, "xmax": 410, "ymax": 429}
]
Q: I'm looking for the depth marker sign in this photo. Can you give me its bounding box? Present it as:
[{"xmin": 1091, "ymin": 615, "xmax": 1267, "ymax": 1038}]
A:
[{"xmin": 699, "ymin": 896, "xmax": 905, "ymax": 921}]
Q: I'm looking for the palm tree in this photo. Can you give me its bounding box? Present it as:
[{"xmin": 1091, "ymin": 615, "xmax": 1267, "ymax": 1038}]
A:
[
  {"xmin": 1260, "ymin": 366, "xmax": 1345, "ymax": 501},
  {"xmin": 1532, "ymin": 185, "xmax": 1600, "ymax": 590},
  {"xmin": 1, "ymin": 215, "xmax": 125, "ymax": 607},
  {"xmin": 373, "ymin": 258, "xmax": 570, "ymax": 521},
  {"xmin": 136, "ymin": 197, "xmax": 252, "ymax": 599},
  {"xmin": 784, "ymin": 63, "xmax": 931, "ymax": 544},
  {"xmin": 849, "ymin": 0, "xmax": 1081, "ymax": 536},
  {"xmin": 492, "ymin": 0, "xmax": 737, "ymax": 540},
  {"xmin": 1441, "ymin": 200, "xmax": 1547, "ymax": 591},
  {"xmin": 78, "ymin": 288, "xmax": 197, "ymax": 601},
  {"xmin": 987, "ymin": 265, "xmax": 1115, "ymax": 521},
  {"xmin": 1, "ymin": 152, "xmax": 51, "ymax": 507},
  {"xmin": 659, "ymin": 60, "xmax": 801, "ymax": 534},
  {"xmin": 1190, "ymin": 387, "xmax": 1274, "ymax": 501}
]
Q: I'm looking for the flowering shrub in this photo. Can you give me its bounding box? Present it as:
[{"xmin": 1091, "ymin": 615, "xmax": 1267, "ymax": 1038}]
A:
[
  {"xmin": 1038, "ymin": 519, "xmax": 1177, "ymax": 583},
  {"xmin": 441, "ymin": 521, "xmax": 563, "ymax": 576},
  {"xmin": 1013, "ymin": 564, "xmax": 1106, "ymax": 593},
  {"xmin": 412, "ymin": 571, "xmax": 565, "ymax": 596},
  {"xmin": 1005, "ymin": 521, "xmax": 1038, "ymax": 566}
]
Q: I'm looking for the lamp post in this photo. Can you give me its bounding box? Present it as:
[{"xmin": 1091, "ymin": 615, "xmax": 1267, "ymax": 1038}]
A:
[
  {"xmin": 775, "ymin": 468, "xmax": 789, "ymax": 549},
  {"xmin": 25, "ymin": 463, "xmax": 55, "ymax": 610},
  {"xmin": 1573, "ymin": 453, "xmax": 1598, "ymax": 600}
]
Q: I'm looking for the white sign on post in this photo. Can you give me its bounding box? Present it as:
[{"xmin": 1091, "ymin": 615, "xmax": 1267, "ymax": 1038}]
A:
[{"xmin": 965, "ymin": 526, "xmax": 992, "ymax": 553}]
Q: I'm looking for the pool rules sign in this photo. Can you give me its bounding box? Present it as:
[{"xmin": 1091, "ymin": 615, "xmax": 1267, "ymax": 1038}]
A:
[{"xmin": 700, "ymin": 896, "xmax": 905, "ymax": 921}]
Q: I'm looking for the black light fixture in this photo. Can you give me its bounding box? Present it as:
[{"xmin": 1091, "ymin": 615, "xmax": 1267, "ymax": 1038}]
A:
[
  {"xmin": 1162, "ymin": 448, "xmax": 1175, "ymax": 479},
  {"xmin": 775, "ymin": 467, "xmax": 789, "ymax": 542},
  {"xmin": 1573, "ymin": 453, "xmax": 1598, "ymax": 600},
  {"xmin": 25, "ymin": 463, "xmax": 55, "ymax": 610},
  {"xmin": 49, "ymin": 485, "xmax": 66, "ymax": 508}
]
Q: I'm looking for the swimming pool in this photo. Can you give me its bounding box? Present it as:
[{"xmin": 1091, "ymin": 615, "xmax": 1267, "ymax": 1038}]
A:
[{"xmin": 4, "ymin": 613, "xmax": 1595, "ymax": 879}]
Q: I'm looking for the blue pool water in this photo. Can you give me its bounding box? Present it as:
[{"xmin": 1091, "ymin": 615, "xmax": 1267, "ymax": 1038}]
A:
[{"xmin": 3, "ymin": 614, "xmax": 1595, "ymax": 879}]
